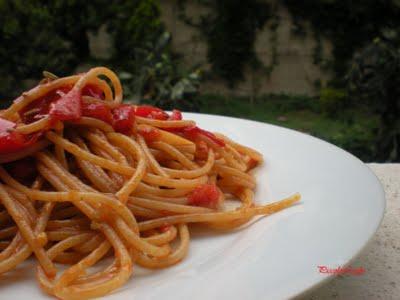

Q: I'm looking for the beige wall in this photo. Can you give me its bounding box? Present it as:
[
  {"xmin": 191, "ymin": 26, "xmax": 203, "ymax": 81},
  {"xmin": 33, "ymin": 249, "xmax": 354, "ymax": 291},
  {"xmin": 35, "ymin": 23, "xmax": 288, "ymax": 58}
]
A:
[{"xmin": 160, "ymin": 1, "xmax": 332, "ymax": 96}]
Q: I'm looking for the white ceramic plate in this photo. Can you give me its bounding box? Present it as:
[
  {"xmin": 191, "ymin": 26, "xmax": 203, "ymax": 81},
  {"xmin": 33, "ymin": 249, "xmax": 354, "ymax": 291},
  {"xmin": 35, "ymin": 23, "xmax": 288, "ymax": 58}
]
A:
[{"xmin": 1, "ymin": 113, "xmax": 385, "ymax": 300}]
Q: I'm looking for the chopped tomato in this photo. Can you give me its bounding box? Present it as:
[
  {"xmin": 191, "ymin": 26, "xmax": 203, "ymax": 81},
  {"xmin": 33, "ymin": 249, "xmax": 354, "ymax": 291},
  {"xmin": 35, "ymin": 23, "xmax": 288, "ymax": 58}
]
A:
[
  {"xmin": 0, "ymin": 118, "xmax": 16, "ymax": 133},
  {"xmin": 135, "ymin": 105, "xmax": 169, "ymax": 120},
  {"xmin": 82, "ymin": 102, "xmax": 113, "ymax": 124},
  {"xmin": 0, "ymin": 118, "xmax": 39, "ymax": 154},
  {"xmin": 195, "ymin": 140, "xmax": 209, "ymax": 160},
  {"xmin": 187, "ymin": 184, "xmax": 220, "ymax": 209},
  {"xmin": 169, "ymin": 109, "xmax": 182, "ymax": 120},
  {"xmin": 20, "ymin": 86, "xmax": 72, "ymax": 124},
  {"xmin": 162, "ymin": 123, "xmax": 225, "ymax": 147},
  {"xmin": 159, "ymin": 224, "xmax": 171, "ymax": 233},
  {"xmin": 49, "ymin": 88, "xmax": 82, "ymax": 121},
  {"xmin": 82, "ymin": 84, "xmax": 104, "ymax": 99},
  {"xmin": 21, "ymin": 84, "xmax": 103, "ymax": 125},
  {"xmin": 112, "ymin": 104, "xmax": 135, "ymax": 134},
  {"xmin": 182, "ymin": 126, "xmax": 225, "ymax": 147},
  {"xmin": 137, "ymin": 126, "xmax": 160, "ymax": 142},
  {"xmin": 0, "ymin": 131, "xmax": 27, "ymax": 154},
  {"xmin": 247, "ymin": 157, "xmax": 258, "ymax": 170}
]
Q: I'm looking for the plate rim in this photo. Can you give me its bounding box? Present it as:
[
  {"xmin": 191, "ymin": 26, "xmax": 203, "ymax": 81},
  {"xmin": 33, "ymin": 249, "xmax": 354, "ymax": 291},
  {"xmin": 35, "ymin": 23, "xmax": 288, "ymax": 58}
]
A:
[{"xmin": 184, "ymin": 112, "xmax": 386, "ymax": 299}]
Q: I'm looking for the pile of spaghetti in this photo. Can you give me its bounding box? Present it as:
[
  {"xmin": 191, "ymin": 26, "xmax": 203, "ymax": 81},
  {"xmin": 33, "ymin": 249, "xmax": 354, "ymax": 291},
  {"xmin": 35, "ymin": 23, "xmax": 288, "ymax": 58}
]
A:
[{"xmin": 0, "ymin": 67, "xmax": 300, "ymax": 299}]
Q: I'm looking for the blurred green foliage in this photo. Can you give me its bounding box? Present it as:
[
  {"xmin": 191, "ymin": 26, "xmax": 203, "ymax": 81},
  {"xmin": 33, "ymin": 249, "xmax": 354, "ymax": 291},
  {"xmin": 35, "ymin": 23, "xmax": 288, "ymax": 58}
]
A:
[
  {"xmin": 284, "ymin": 0, "xmax": 400, "ymax": 85},
  {"xmin": 178, "ymin": 0, "xmax": 276, "ymax": 86},
  {"xmin": 121, "ymin": 31, "xmax": 202, "ymax": 110},
  {"xmin": 0, "ymin": 0, "xmax": 200, "ymax": 109},
  {"xmin": 1, "ymin": 0, "xmax": 399, "ymax": 161},
  {"xmin": 196, "ymin": 93, "xmax": 379, "ymax": 161},
  {"xmin": 282, "ymin": 0, "xmax": 400, "ymax": 161},
  {"xmin": 348, "ymin": 33, "xmax": 400, "ymax": 161},
  {"xmin": 319, "ymin": 88, "xmax": 348, "ymax": 117},
  {"xmin": 201, "ymin": 0, "xmax": 272, "ymax": 85},
  {"xmin": 0, "ymin": 1, "xmax": 77, "ymax": 99},
  {"xmin": 109, "ymin": 0, "xmax": 163, "ymax": 68},
  {"xmin": 176, "ymin": 0, "xmax": 400, "ymax": 90}
]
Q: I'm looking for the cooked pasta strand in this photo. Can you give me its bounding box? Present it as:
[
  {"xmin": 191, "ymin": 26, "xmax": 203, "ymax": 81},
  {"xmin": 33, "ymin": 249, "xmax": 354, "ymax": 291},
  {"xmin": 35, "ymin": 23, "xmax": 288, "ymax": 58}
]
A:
[{"xmin": 0, "ymin": 66, "xmax": 300, "ymax": 300}]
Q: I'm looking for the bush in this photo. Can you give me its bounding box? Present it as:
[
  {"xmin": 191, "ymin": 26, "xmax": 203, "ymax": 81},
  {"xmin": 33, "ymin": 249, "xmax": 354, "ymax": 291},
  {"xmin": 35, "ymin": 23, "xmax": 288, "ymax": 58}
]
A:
[
  {"xmin": 318, "ymin": 122, "xmax": 378, "ymax": 162},
  {"xmin": 0, "ymin": 0, "xmax": 200, "ymax": 109},
  {"xmin": 319, "ymin": 87, "xmax": 348, "ymax": 116},
  {"xmin": 122, "ymin": 32, "xmax": 202, "ymax": 110},
  {"xmin": 284, "ymin": 0, "xmax": 400, "ymax": 83},
  {"xmin": 0, "ymin": 1, "xmax": 78, "ymax": 99},
  {"xmin": 348, "ymin": 33, "xmax": 400, "ymax": 161},
  {"xmin": 178, "ymin": 0, "xmax": 273, "ymax": 86}
]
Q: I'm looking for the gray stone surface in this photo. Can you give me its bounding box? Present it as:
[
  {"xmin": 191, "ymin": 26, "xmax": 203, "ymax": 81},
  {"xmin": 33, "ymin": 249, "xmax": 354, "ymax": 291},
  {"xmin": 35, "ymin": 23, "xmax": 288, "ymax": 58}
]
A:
[{"xmin": 299, "ymin": 164, "xmax": 400, "ymax": 300}]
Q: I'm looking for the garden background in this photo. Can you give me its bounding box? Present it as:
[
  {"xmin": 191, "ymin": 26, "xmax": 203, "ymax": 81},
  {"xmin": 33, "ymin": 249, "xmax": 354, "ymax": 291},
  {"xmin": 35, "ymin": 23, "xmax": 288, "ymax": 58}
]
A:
[{"xmin": 1, "ymin": 0, "xmax": 399, "ymax": 162}]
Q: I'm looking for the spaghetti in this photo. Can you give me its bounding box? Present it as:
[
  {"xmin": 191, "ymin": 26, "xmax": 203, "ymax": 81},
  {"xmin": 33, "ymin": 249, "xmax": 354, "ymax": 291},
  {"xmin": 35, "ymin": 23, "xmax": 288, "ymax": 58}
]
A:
[{"xmin": 0, "ymin": 67, "xmax": 300, "ymax": 299}]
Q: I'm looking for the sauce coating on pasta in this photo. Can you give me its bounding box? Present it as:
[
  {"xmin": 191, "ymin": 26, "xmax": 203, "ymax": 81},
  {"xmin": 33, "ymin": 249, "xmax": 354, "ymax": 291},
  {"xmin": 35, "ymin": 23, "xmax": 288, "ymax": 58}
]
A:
[{"xmin": 0, "ymin": 67, "xmax": 300, "ymax": 299}]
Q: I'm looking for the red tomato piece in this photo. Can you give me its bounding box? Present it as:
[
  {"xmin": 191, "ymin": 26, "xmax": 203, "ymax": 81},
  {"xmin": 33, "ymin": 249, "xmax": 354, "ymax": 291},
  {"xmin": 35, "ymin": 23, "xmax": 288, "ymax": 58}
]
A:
[
  {"xmin": 82, "ymin": 102, "xmax": 113, "ymax": 124},
  {"xmin": 0, "ymin": 131, "xmax": 26, "ymax": 154},
  {"xmin": 0, "ymin": 118, "xmax": 16, "ymax": 133},
  {"xmin": 20, "ymin": 86, "xmax": 72, "ymax": 124},
  {"xmin": 135, "ymin": 105, "xmax": 169, "ymax": 120},
  {"xmin": 181, "ymin": 126, "xmax": 199, "ymax": 140},
  {"xmin": 187, "ymin": 184, "xmax": 220, "ymax": 209},
  {"xmin": 112, "ymin": 104, "xmax": 135, "ymax": 134},
  {"xmin": 199, "ymin": 128, "xmax": 225, "ymax": 147},
  {"xmin": 195, "ymin": 140, "xmax": 209, "ymax": 160},
  {"xmin": 137, "ymin": 126, "xmax": 160, "ymax": 142},
  {"xmin": 0, "ymin": 118, "xmax": 39, "ymax": 154},
  {"xmin": 169, "ymin": 109, "xmax": 182, "ymax": 120},
  {"xmin": 247, "ymin": 158, "xmax": 258, "ymax": 170},
  {"xmin": 49, "ymin": 88, "xmax": 82, "ymax": 121},
  {"xmin": 159, "ymin": 224, "xmax": 171, "ymax": 233},
  {"xmin": 82, "ymin": 84, "xmax": 104, "ymax": 99},
  {"xmin": 182, "ymin": 126, "xmax": 225, "ymax": 147}
]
